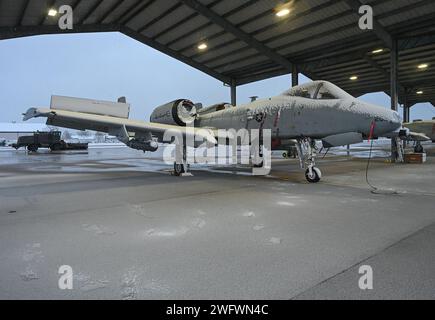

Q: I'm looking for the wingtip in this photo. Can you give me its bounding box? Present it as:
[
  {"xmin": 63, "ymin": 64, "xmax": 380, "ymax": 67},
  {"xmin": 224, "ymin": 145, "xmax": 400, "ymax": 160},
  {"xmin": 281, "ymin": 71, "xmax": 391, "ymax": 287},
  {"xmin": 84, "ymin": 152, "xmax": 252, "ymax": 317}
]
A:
[{"xmin": 22, "ymin": 108, "xmax": 37, "ymax": 121}]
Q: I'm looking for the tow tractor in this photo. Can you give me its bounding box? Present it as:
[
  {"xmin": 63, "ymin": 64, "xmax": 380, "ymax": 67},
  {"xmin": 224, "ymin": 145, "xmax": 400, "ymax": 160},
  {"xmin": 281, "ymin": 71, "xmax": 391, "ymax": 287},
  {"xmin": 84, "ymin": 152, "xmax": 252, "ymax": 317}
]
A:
[{"xmin": 11, "ymin": 131, "xmax": 88, "ymax": 152}]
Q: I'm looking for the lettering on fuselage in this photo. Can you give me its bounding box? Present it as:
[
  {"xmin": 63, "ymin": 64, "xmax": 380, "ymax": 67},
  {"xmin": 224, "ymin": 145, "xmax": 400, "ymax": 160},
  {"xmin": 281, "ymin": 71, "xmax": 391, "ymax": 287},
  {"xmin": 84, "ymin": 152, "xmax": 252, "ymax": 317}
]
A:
[{"xmin": 161, "ymin": 125, "xmax": 272, "ymax": 176}]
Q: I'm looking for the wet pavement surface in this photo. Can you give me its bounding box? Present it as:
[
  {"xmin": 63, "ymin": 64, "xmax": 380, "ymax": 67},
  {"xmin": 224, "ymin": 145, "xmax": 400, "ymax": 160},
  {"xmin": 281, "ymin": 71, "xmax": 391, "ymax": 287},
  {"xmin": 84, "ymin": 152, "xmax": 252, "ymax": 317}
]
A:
[{"xmin": 0, "ymin": 144, "xmax": 434, "ymax": 299}]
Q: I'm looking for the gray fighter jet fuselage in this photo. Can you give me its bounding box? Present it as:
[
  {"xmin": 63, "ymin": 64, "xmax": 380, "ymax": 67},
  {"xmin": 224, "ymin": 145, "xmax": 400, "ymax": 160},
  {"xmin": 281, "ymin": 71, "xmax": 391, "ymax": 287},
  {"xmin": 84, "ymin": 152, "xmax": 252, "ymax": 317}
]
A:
[{"xmin": 193, "ymin": 81, "xmax": 401, "ymax": 146}]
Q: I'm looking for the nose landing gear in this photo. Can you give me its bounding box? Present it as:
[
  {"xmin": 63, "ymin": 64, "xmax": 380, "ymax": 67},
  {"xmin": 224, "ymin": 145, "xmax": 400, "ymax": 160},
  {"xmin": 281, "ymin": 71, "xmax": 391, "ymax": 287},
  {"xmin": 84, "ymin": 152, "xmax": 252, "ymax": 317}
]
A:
[{"xmin": 296, "ymin": 138, "xmax": 322, "ymax": 183}]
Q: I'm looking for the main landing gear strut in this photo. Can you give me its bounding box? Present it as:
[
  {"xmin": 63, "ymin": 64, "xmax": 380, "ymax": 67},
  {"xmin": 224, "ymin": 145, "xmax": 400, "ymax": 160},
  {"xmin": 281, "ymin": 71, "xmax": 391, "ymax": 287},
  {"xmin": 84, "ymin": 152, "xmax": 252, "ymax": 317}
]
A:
[
  {"xmin": 296, "ymin": 138, "xmax": 322, "ymax": 183},
  {"xmin": 173, "ymin": 142, "xmax": 192, "ymax": 176}
]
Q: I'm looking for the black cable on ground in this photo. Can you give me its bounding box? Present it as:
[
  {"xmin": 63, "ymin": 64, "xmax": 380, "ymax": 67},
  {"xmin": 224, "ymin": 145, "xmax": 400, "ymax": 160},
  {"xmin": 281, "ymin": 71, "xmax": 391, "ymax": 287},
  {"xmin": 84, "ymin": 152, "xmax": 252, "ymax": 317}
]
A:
[{"xmin": 365, "ymin": 139, "xmax": 399, "ymax": 195}]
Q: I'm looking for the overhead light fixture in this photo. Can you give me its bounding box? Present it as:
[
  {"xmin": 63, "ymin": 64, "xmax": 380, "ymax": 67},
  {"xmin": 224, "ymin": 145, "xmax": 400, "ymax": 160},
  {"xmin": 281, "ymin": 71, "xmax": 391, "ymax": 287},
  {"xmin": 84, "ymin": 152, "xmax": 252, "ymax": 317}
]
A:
[
  {"xmin": 418, "ymin": 63, "xmax": 428, "ymax": 69},
  {"xmin": 197, "ymin": 43, "xmax": 207, "ymax": 50},
  {"xmin": 48, "ymin": 9, "xmax": 57, "ymax": 16},
  {"xmin": 416, "ymin": 90, "xmax": 424, "ymax": 95},
  {"xmin": 350, "ymin": 76, "xmax": 358, "ymax": 80},
  {"xmin": 276, "ymin": 8, "xmax": 290, "ymax": 17},
  {"xmin": 372, "ymin": 48, "xmax": 383, "ymax": 54}
]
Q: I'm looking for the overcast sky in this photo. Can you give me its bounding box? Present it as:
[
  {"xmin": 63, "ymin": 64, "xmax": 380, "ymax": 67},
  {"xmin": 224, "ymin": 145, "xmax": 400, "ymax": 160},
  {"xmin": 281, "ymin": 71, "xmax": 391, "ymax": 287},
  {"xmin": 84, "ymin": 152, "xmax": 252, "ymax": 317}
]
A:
[{"xmin": 1, "ymin": 32, "xmax": 434, "ymax": 124}]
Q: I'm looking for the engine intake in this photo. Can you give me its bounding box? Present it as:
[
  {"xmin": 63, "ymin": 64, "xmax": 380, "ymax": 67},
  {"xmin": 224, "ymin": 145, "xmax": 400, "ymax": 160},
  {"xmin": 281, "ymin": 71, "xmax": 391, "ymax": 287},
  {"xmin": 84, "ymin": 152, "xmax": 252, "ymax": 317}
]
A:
[{"xmin": 150, "ymin": 99, "xmax": 197, "ymax": 126}]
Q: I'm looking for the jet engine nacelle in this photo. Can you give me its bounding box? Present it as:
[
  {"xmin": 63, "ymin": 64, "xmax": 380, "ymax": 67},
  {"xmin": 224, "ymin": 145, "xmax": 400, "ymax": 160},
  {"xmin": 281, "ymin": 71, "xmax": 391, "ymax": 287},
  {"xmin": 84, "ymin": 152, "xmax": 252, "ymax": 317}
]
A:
[{"xmin": 150, "ymin": 99, "xmax": 197, "ymax": 126}]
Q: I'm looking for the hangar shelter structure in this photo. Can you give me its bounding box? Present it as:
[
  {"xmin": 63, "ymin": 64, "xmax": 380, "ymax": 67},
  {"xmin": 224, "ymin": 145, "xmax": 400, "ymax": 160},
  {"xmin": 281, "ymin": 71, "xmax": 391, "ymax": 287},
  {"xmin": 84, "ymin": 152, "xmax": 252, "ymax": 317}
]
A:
[{"xmin": 1, "ymin": 0, "xmax": 434, "ymax": 130}]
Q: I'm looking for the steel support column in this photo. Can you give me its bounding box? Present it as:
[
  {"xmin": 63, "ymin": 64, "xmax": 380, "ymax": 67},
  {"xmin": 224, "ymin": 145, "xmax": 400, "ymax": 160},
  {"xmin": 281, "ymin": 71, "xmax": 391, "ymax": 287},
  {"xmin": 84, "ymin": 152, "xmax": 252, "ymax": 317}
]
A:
[
  {"xmin": 403, "ymin": 93, "xmax": 409, "ymax": 123},
  {"xmin": 390, "ymin": 39, "xmax": 399, "ymax": 162},
  {"xmin": 292, "ymin": 64, "xmax": 299, "ymax": 87},
  {"xmin": 230, "ymin": 79, "xmax": 237, "ymax": 106},
  {"xmin": 403, "ymin": 93, "xmax": 409, "ymax": 147}
]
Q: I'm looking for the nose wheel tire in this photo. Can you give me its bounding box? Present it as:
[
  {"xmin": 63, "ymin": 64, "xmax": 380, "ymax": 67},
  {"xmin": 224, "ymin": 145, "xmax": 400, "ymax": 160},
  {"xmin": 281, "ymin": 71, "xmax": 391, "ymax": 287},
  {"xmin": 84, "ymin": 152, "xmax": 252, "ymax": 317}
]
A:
[
  {"xmin": 253, "ymin": 159, "xmax": 264, "ymax": 168},
  {"xmin": 305, "ymin": 167, "xmax": 321, "ymax": 183}
]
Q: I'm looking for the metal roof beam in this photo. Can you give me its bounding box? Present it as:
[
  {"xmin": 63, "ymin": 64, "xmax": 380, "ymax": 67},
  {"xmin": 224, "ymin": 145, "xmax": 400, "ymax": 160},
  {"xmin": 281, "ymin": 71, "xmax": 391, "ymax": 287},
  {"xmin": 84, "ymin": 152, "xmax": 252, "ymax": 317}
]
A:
[
  {"xmin": 178, "ymin": 0, "xmax": 338, "ymax": 59},
  {"xmin": 235, "ymin": 69, "xmax": 290, "ymax": 86},
  {"xmin": 300, "ymin": 34, "xmax": 435, "ymax": 73},
  {"xmin": 38, "ymin": 0, "xmax": 57, "ymax": 26},
  {"xmin": 194, "ymin": 2, "xmax": 351, "ymax": 66},
  {"xmin": 77, "ymin": 0, "xmax": 105, "ymax": 25},
  {"xmin": 166, "ymin": 0, "xmax": 259, "ymax": 49},
  {"xmin": 72, "ymin": 0, "xmax": 84, "ymax": 10},
  {"xmin": 152, "ymin": 0, "xmax": 221, "ymax": 41},
  {"xmin": 180, "ymin": 0, "xmax": 293, "ymax": 71},
  {"xmin": 343, "ymin": 0, "xmax": 393, "ymax": 48},
  {"xmin": 16, "ymin": 0, "xmax": 30, "ymax": 27},
  {"xmin": 0, "ymin": 24, "xmax": 119, "ymax": 40},
  {"xmin": 288, "ymin": 0, "xmax": 427, "ymax": 61},
  {"xmin": 391, "ymin": 10, "xmax": 435, "ymax": 38},
  {"xmin": 113, "ymin": 0, "xmax": 142, "ymax": 24},
  {"xmin": 118, "ymin": 0, "xmax": 155, "ymax": 25},
  {"xmin": 96, "ymin": 0, "xmax": 125, "ymax": 24},
  {"xmin": 120, "ymin": 26, "xmax": 231, "ymax": 85},
  {"xmin": 137, "ymin": 3, "xmax": 183, "ymax": 33},
  {"xmin": 362, "ymin": 54, "xmax": 405, "ymax": 92}
]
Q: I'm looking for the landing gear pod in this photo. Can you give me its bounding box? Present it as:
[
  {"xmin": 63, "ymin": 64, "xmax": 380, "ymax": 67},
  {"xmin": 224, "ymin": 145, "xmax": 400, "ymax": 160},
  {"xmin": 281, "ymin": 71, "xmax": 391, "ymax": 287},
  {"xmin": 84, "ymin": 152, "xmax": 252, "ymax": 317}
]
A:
[{"xmin": 150, "ymin": 99, "xmax": 197, "ymax": 126}]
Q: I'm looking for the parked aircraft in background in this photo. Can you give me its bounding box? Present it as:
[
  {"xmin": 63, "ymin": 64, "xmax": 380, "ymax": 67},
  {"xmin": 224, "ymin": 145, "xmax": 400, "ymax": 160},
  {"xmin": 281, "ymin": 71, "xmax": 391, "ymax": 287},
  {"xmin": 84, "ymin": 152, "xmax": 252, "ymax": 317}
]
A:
[
  {"xmin": 22, "ymin": 81, "xmax": 402, "ymax": 182},
  {"xmin": 403, "ymin": 119, "xmax": 435, "ymax": 153}
]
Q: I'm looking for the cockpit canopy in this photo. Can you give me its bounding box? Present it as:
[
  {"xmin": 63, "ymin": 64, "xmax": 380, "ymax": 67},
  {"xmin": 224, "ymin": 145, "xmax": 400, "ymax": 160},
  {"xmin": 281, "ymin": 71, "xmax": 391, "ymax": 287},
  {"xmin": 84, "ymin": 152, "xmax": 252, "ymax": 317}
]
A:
[{"xmin": 282, "ymin": 81, "xmax": 353, "ymax": 100}]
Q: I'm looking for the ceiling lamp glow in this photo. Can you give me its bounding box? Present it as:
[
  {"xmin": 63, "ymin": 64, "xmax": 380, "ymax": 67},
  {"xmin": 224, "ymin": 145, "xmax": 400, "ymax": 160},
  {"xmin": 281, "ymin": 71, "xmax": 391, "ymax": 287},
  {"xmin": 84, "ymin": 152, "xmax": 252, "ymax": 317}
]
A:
[
  {"xmin": 48, "ymin": 9, "xmax": 57, "ymax": 16},
  {"xmin": 350, "ymin": 76, "xmax": 358, "ymax": 80},
  {"xmin": 372, "ymin": 48, "xmax": 383, "ymax": 54},
  {"xmin": 197, "ymin": 43, "xmax": 208, "ymax": 50},
  {"xmin": 418, "ymin": 63, "xmax": 428, "ymax": 69},
  {"xmin": 416, "ymin": 91, "xmax": 424, "ymax": 94},
  {"xmin": 276, "ymin": 8, "xmax": 290, "ymax": 17}
]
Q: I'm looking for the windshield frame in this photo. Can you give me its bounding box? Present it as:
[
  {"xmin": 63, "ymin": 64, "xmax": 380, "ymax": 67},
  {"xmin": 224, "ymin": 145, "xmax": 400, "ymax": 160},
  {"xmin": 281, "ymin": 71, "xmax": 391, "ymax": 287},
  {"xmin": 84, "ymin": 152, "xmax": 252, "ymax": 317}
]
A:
[{"xmin": 282, "ymin": 81, "xmax": 353, "ymax": 100}]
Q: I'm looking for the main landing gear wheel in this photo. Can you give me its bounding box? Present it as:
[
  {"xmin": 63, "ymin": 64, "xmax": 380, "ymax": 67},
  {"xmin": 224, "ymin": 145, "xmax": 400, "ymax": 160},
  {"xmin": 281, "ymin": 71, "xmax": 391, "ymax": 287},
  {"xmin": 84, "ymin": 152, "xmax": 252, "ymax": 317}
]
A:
[
  {"xmin": 173, "ymin": 163, "xmax": 185, "ymax": 176},
  {"xmin": 305, "ymin": 167, "xmax": 321, "ymax": 183},
  {"xmin": 173, "ymin": 162, "xmax": 190, "ymax": 176}
]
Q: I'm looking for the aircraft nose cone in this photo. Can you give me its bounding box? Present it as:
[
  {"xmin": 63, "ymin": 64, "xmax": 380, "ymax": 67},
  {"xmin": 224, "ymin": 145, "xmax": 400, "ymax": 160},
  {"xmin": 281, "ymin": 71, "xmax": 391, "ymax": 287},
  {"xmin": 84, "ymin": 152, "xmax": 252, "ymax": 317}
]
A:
[
  {"xmin": 391, "ymin": 110, "xmax": 402, "ymax": 129},
  {"xmin": 375, "ymin": 110, "xmax": 402, "ymax": 134}
]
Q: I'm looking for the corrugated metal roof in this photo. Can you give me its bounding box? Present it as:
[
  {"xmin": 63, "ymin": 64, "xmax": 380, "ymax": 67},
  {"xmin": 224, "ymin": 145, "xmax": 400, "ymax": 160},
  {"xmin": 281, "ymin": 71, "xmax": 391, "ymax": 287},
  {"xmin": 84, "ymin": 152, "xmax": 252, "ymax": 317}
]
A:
[{"xmin": 1, "ymin": 0, "xmax": 434, "ymax": 107}]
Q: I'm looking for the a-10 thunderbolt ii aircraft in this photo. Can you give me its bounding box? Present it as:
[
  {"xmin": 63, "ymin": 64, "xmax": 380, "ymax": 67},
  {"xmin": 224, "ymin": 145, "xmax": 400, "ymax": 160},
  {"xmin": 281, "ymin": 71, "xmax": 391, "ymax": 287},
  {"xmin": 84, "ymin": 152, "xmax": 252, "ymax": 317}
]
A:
[
  {"xmin": 22, "ymin": 80, "xmax": 402, "ymax": 183},
  {"xmin": 403, "ymin": 118, "xmax": 435, "ymax": 153}
]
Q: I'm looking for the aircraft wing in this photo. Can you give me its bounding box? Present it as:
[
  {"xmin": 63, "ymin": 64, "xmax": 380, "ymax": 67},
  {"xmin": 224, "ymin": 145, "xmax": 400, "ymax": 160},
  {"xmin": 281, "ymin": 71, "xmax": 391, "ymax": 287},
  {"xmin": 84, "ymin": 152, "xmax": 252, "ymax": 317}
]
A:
[{"xmin": 22, "ymin": 107, "xmax": 218, "ymax": 144}]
